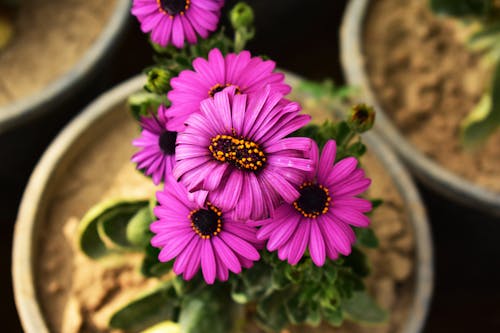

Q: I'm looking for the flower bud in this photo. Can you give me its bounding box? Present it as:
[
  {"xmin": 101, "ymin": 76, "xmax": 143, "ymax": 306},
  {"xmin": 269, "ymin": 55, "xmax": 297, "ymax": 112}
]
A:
[
  {"xmin": 144, "ymin": 68, "xmax": 171, "ymax": 94},
  {"xmin": 347, "ymin": 104, "xmax": 375, "ymax": 133},
  {"xmin": 230, "ymin": 2, "xmax": 254, "ymax": 30}
]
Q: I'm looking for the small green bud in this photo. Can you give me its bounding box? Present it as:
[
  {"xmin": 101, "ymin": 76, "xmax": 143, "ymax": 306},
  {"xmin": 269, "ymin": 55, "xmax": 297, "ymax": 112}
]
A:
[
  {"xmin": 144, "ymin": 68, "xmax": 171, "ymax": 94},
  {"xmin": 230, "ymin": 2, "xmax": 254, "ymax": 30},
  {"xmin": 347, "ymin": 104, "xmax": 375, "ymax": 133}
]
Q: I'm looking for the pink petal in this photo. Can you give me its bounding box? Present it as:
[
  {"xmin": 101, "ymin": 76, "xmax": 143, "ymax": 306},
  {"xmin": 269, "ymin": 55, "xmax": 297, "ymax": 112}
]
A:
[
  {"xmin": 317, "ymin": 140, "xmax": 337, "ymax": 183},
  {"xmin": 309, "ymin": 221, "xmax": 326, "ymax": 266},
  {"xmin": 212, "ymin": 237, "xmax": 242, "ymax": 273},
  {"xmin": 288, "ymin": 221, "xmax": 310, "ymax": 265},
  {"xmin": 201, "ymin": 240, "xmax": 216, "ymax": 284},
  {"xmin": 220, "ymin": 232, "xmax": 260, "ymax": 261}
]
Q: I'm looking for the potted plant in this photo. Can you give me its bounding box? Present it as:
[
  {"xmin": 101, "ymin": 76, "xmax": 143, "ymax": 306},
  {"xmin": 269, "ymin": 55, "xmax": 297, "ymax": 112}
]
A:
[
  {"xmin": 14, "ymin": 1, "xmax": 433, "ymax": 332},
  {"xmin": 0, "ymin": 0, "xmax": 130, "ymax": 132},
  {"xmin": 341, "ymin": 0, "xmax": 500, "ymax": 215}
]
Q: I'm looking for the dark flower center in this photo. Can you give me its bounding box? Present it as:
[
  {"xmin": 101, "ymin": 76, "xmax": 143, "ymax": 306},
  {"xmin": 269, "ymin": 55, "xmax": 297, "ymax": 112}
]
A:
[
  {"xmin": 189, "ymin": 204, "xmax": 222, "ymax": 239},
  {"xmin": 209, "ymin": 134, "xmax": 267, "ymax": 172},
  {"xmin": 158, "ymin": 130, "xmax": 177, "ymax": 155},
  {"xmin": 293, "ymin": 182, "xmax": 331, "ymax": 218},
  {"xmin": 158, "ymin": 0, "xmax": 190, "ymax": 16},
  {"xmin": 208, "ymin": 83, "xmax": 242, "ymax": 98}
]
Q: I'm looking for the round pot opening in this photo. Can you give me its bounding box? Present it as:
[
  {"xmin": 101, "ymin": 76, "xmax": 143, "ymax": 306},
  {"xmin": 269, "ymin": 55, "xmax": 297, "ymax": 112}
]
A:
[
  {"xmin": 13, "ymin": 74, "xmax": 433, "ymax": 333},
  {"xmin": 0, "ymin": 0, "xmax": 130, "ymax": 133},
  {"xmin": 341, "ymin": 0, "xmax": 500, "ymax": 216}
]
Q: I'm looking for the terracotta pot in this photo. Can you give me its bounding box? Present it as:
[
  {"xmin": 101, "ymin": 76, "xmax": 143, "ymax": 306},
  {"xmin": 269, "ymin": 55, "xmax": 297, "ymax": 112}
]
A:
[
  {"xmin": 13, "ymin": 74, "xmax": 433, "ymax": 333},
  {"xmin": 0, "ymin": 0, "xmax": 130, "ymax": 133},
  {"xmin": 340, "ymin": 0, "xmax": 500, "ymax": 216}
]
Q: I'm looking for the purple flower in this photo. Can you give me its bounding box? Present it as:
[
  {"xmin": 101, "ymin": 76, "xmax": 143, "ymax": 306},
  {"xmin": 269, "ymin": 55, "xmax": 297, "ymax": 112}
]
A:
[
  {"xmin": 131, "ymin": 0, "xmax": 224, "ymax": 48},
  {"xmin": 174, "ymin": 87, "xmax": 314, "ymax": 221},
  {"xmin": 151, "ymin": 176, "xmax": 261, "ymax": 284},
  {"xmin": 132, "ymin": 105, "xmax": 177, "ymax": 185},
  {"xmin": 165, "ymin": 48, "xmax": 291, "ymax": 131},
  {"xmin": 249, "ymin": 140, "xmax": 372, "ymax": 266}
]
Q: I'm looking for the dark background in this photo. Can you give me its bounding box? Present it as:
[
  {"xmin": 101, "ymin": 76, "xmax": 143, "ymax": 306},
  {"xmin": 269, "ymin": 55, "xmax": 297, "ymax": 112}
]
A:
[{"xmin": 2, "ymin": 0, "xmax": 500, "ymax": 331}]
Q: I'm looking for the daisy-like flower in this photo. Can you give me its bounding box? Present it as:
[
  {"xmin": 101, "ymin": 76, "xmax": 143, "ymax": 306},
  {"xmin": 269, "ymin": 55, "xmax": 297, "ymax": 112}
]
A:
[
  {"xmin": 249, "ymin": 140, "xmax": 372, "ymax": 267},
  {"xmin": 174, "ymin": 87, "xmax": 314, "ymax": 221},
  {"xmin": 165, "ymin": 48, "xmax": 291, "ymax": 131},
  {"xmin": 131, "ymin": 0, "xmax": 224, "ymax": 48},
  {"xmin": 132, "ymin": 105, "xmax": 177, "ymax": 185},
  {"xmin": 151, "ymin": 175, "xmax": 261, "ymax": 284}
]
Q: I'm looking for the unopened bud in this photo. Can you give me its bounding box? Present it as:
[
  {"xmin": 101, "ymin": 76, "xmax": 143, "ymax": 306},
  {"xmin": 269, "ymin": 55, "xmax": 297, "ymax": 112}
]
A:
[
  {"xmin": 230, "ymin": 2, "xmax": 254, "ymax": 30},
  {"xmin": 347, "ymin": 104, "xmax": 375, "ymax": 133},
  {"xmin": 144, "ymin": 68, "xmax": 171, "ymax": 94}
]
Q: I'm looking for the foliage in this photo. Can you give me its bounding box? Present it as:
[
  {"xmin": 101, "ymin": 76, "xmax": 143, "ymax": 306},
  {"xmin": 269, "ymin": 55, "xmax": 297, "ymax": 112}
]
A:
[
  {"xmin": 429, "ymin": 0, "xmax": 500, "ymax": 146},
  {"xmin": 430, "ymin": 0, "xmax": 493, "ymax": 18}
]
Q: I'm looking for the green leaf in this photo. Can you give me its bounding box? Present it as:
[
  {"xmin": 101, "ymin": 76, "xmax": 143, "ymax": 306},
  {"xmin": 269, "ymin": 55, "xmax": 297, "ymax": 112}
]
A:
[
  {"xmin": 297, "ymin": 79, "xmax": 355, "ymax": 101},
  {"xmin": 141, "ymin": 244, "xmax": 172, "ymax": 278},
  {"xmin": 285, "ymin": 291, "xmax": 322, "ymax": 326},
  {"xmin": 97, "ymin": 203, "xmax": 146, "ymax": 249},
  {"xmin": 342, "ymin": 291, "xmax": 388, "ymax": 324},
  {"xmin": 461, "ymin": 87, "xmax": 500, "ymax": 146},
  {"xmin": 128, "ymin": 92, "xmax": 167, "ymax": 121},
  {"xmin": 142, "ymin": 321, "xmax": 180, "ymax": 333},
  {"xmin": 109, "ymin": 281, "xmax": 178, "ymax": 331},
  {"xmin": 231, "ymin": 261, "xmax": 274, "ymax": 304},
  {"xmin": 468, "ymin": 22, "xmax": 500, "ymax": 57},
  {"xmin": 347, "ymin": 141, "xmax": 367, "ymax": 155},
  {"xmin": 322, "ymin": 305, "xmax": 344, "ymax": 327},
  {"xmin": 179, "ymin": 286, "xmax": 239, "ymax": 333},
  {"xmin": 343, "ymin": 247, "xmax": 370, "ymax": 278},
  {"xmin": 370, "ymin": 198, "xmax": 384, "ymax": 209},
  {"xmin": 78, "ymin": 199, "xmax": 147, "ymax": 259},
  {"xmin": 127, "ymin": 206, "xmax": 154, "ymax": 248},
  {"xmin": 256, "ymin": 290, "xmax": 290, "ymax": 332},
  {"xmin": 355, "ymin": 228, "xmax": 379, "ymax": 248},
  {"xmin": 429, "ymin": 0, "xmax": 492, "ymax": 17}
]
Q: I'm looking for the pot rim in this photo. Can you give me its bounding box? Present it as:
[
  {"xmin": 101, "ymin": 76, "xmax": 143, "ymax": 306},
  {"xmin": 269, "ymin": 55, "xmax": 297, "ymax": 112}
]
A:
[
  {"xmin": 13, "ymin": 74, "xmax": 433, "ymax": 333},
  {"xmin": 340, "ymin": 0, "xmax": 500, "ymax": 216},
  {"xmin": 0, "ymin": 0, "xmax": 131, "ymax": 134}
]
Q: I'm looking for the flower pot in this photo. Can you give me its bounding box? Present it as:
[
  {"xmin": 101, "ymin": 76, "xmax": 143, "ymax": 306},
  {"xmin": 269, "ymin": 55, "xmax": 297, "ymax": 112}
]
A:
[
  {"xmin": 13, "ymin": 74, "xmax": 433, "ymax": 333},
  {"xmin": 0, "ymin": 0, "xmax": 130, "ymax": 133},
  {"xmin": 340, "ymin": 0, "xmax": 500, "ymax": 216}
]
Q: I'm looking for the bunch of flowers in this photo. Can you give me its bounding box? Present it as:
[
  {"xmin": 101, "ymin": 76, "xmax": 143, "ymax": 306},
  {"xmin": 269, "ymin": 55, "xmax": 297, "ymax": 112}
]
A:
[{"xmin": 78, "ymin": 1, "xmax": 385, "ymax": 332}]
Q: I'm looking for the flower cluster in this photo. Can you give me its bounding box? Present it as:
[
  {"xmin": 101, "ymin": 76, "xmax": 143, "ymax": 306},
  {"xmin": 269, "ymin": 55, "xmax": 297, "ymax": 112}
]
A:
[
  {"xmin": 132, "ymin": 49, "xmax": 372, "ymax": 284},
  {"xmin": 129, "ymin": 0, "xmax": 373, "ymax": 285},
  {"xmin": 74, "ymin": 3, "xmax": 383, "ymax": 332}
]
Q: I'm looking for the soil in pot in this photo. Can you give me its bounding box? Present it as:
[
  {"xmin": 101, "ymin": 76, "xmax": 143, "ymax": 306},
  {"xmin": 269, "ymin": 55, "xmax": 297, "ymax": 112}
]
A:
[
  {"xmin": 34, "ymin": 101, "xmax": 415, "ymax": 333},
  {"xmin": 363, "ymin": 0, "xmax": 500, "ymax": 192},
  {"xmin": 0, "ymin": 0, "xmax": 117, "ymax": 107}
]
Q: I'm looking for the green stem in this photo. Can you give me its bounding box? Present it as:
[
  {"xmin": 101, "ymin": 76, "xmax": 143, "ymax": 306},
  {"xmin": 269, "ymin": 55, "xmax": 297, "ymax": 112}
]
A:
[
  {"xmin": 338, "ymin": 131, "xmax": 356, "ymax": 149},
  {"xmin": 234, "ymin": 30, "xmax": 246, "ymax": 53}
]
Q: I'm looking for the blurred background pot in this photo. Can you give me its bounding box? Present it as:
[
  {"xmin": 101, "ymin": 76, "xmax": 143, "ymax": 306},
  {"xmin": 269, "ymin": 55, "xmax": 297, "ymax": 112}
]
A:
[
  {"xmin": 340, "ymin": 0, "xmax": 500, "ymax": 216},
  {"xmin": 13, "ymin": 74, "xmax": 433, "ymax": 333},
  {"xmin": 0, "ymin": 0, "xmax": 130, "ymax": 133}
]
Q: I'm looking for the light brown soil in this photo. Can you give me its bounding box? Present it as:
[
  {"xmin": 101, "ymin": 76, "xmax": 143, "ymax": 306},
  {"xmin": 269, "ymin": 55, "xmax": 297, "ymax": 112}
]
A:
[
  {"xmin": 363, "ymin": 0, "xmax": 500, "ymax": 192},
  {"xmin": 0, "ymin": 0, "xmax": 117, "ymax": 107},
  {"xmin": 35, "ymin": 102, "xmax": 415, "ymax": 332}
]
